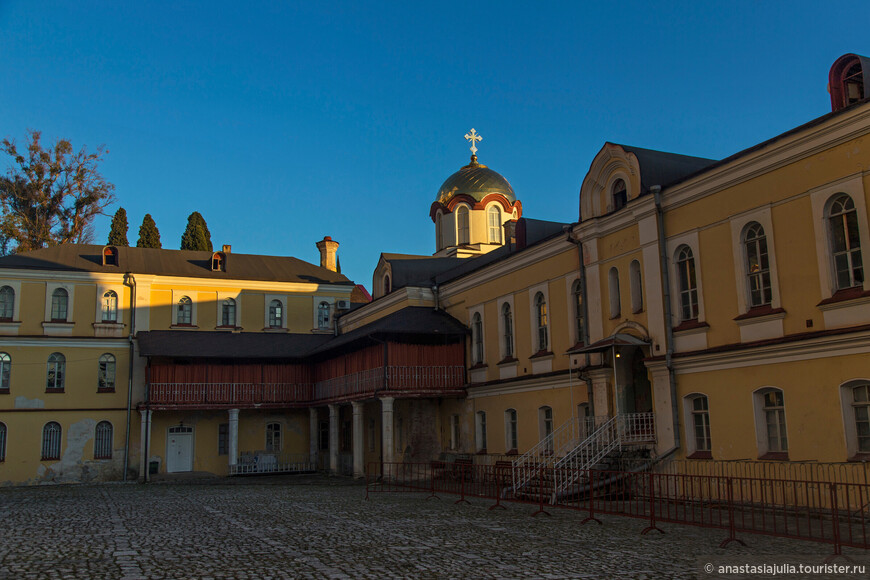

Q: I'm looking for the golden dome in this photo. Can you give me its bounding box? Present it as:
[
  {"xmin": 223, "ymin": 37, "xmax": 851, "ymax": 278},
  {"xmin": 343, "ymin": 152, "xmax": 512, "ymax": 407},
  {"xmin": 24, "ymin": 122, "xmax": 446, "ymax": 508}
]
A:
[{"xmin": 435, "ymin": 156, "xmax": 516, "ymax": 206}]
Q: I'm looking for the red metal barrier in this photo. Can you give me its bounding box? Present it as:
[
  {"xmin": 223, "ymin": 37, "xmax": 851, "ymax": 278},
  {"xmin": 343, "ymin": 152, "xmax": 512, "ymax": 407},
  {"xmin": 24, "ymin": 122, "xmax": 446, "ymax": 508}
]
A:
[{"xmin": 366, "ymin": 462, "xmax": 870, "ymax": 553}]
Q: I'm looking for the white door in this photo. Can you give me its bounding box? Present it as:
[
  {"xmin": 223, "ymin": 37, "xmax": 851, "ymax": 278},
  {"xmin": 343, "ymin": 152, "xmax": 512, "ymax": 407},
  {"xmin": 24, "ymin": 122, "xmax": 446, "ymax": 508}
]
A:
[{"xmin": 167, "ymin": 426, "xmax": 194, "ymax": 473}]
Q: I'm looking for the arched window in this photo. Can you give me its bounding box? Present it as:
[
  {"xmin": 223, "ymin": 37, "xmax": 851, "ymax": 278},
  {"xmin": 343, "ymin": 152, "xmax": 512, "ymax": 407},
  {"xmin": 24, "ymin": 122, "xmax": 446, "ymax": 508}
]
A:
[
  {"xmin": 317, "ymin": 301, "xmax": 330, "ymax": 329},
  {"xmin": 487, "ymin": 205, "xmax": 502, "ymax": 243},
  {"xmin": 457, "ymin": 206, "xmax": 470, "ymax": 245},
  {"xmin": 830, "ymin": 54, "xmax": 866, "ymax": 111},
  {"xmin": 266, "ymin": 422, "xmax": 282, "ymax": 452},
  {"xmin": 46, "ymin": 353, "xmax": 65, "ymax": 391},
  {"xmin": 94, "ymin": 421, "xmax": 113, "ymax": 459},
  {"xmin": 269, "ymin": 299, "xmax": 283, "ymax": 328},
  {"xmin": 0, "ymin": 286, "xmax": 15, "ymax": 320},
  {"xmin": 0, "ymin": 422, "xmax": 6, "ymax": 462},
  {"xmin": 435, "ymin": 212, "xmax": 443, "ymax": 251},
  {"xmin": 211, "ymin": 252, "xmax": 226, "ymax": 272},
  {"xmin": 827, "ymin": 194, "xmax": 864, "ymax": 291},
  {"xmin": 611, "ymin": 178, "xmax": 627, "ymax": 211},
  {"xmin": 383, "ymin": 275, "xmax": 391, "ymax": 295},
  {"xmin": 505, "ymin": 409, "xmax": 518, "ymax": 452},
  {"xmin": 102, "ymin": 246, "xmax": 118, "ymax": 266},
  {"xmin": 629, "ymin": 260, "xmax": 643, "ymax": 313},
  {"xmin": 472, "ymin": 312, "xmax": 483, "ymax": 364},
  {"xmin": 0, "ymin": 352, "xmax": 10, "ymax": 391},
  {"xmin": 675, "ymin": 246, "xmax": 699, "ymax": 321},
  {"xmin": 177, "ymin": 296, "xmax": 192, "ymax": 325},
  {"xmin": 502, "ymin": 303, "xmax": 514, "ymax": 358},
  {"xmin": 50, "ymin": 288, "xmax": 69, "ymax": 322},
  {"xmin": 42, "ymin": 422, "xmax": 61, "ymax": 460},
  {"xmin": 102, "ymin": 290, "xmax": 118, "ymax": 323},
  {"xmin": 609, "ymin": 267, "xmax": 621, "ymax": 318},
  {"xmin": 539, "ymin": 406, "xmax": 554, "ymax": 453},
  {"xmin": 534, "ymin": 292, "xmax": 548, "ymax": 352},
  {"xmin": 571, "ymin": 279, "xmax": 584, "ymax": 345},
  {"xmin": 98, "ymin": 354, "xmax": 116, "ymax": 391},
  {"xmin": 475, "ymin": 411, "xmax": 487, "ymax": 452},
  {"xmin": 743, "ymin": 222, "xmax": 772, "ymax": 307},
  {"xmin": 221, "ymin": 298, "xmax": 236, "ymax": 327}
]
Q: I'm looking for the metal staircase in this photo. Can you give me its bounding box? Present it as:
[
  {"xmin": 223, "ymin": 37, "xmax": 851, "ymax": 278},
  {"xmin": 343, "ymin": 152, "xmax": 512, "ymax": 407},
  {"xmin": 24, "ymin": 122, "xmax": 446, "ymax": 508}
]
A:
[{"xmin": 511, "ymin": 415, "xmax": 599, "ymax": 494}]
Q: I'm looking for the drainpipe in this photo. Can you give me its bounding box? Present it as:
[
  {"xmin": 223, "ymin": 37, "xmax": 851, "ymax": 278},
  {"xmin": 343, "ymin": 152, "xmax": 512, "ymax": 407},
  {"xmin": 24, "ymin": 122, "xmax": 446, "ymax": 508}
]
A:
[
  {"xmin": 122, "ymin": 273, "xmax": 137, "ymax": 482},
  {"xmin": 568, "ymin": 231, "xmax": 595, "ymax": 418},
  {"xmin": 652, "ymin": 185, "xmax": 681, "ymax": 448}
]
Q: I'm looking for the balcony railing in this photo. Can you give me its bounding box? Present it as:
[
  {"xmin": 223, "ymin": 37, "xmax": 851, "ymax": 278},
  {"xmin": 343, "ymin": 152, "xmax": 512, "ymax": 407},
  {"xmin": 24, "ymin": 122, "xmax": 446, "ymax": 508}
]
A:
[
  {"xmin": 149, "ymin": 382, "xmax": 313, "ymax": 407},
  {"xmin": 148, "ymin": 365, "xmax": 466, "ymax": 407}
]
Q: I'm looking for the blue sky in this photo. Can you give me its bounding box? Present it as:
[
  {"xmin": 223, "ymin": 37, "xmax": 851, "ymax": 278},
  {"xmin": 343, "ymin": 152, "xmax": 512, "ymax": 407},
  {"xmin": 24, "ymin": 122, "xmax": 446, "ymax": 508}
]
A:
[{"xmin": 1, "ymin": 1, "xmax": 867, "ymax": 290}]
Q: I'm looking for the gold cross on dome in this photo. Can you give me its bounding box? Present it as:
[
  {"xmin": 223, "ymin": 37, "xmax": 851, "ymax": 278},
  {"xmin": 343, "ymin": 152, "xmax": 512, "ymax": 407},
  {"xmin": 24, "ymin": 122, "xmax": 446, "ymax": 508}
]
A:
[{"xmin": 464, "ymin": 128, "xmax": 482, "ymax": 155}]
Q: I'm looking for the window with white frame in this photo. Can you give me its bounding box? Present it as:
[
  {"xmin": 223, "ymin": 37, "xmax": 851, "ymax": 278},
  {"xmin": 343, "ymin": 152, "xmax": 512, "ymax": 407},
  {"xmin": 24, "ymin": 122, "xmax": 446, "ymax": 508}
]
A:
[
  {"xmin": 94, "ymin": 421, "xmax": 113, "ymax": 459},
  {"xmin": 539, "ymin": 406, "xmax": 554, "ymax": 453},
  {"xmin": 98, "ymin": 353, "xmax": 116, "ymax": 391},
  {"xmin": 675, "ymin": 245, "xmax": 699, "ymax": 321},
  {"xmin": 629, "ymin": 260, "xmax": 643, "ymax": 313},
  {"xmin": 0, "ymin": 422, "xmax": 6, "ymax": 461},
  {"xmin": 534, "ymin": 292, "xmax": 548, "ymax": 352},
  {"xmin": 472, "ymin": 312, "xmax": 484, "ymax": 364},
  {"xmin": 572, "ymin": 279, "xmax": 584, "ymax": 345},
  {"xmin": 50, "ymin": 288, "xmax": 69, "ymax": 322},
  {"xmin": 46, "ymin": 353, "xmax": 65, "ymax": 391},
  {"xmin": 743, "ymin": 222, "xmax": 772, "ymax": 308},
  {"xmin": 0, "ymin": 352, "xmax": 10, "ymax": 391},
  {"xmin": 0, "ymin": 286, "xmax": 13, "ymax": 321},
  {"xmin": 457, "ymin": 205, "xmax": 470, "ymax": 245},
  {"xmin": 827, "ymin": 194, "xmax": 864, "ymax": 291},
  {"xmin": 266, "ymin": 422, "xmax": 282, "ymax": 452},
  {"xmin": 502, "ymin": 302, "xmax": 514, "ymax": 358},
  {"xmin": 102, "ymin": 290, "xmax": 118, "ymax": 323},
  {"xmin": 176, "ymin": 296, "xmax": 192, "ymax": 325},
  {"xmin": 487, "ymin": 205, "xmax": 502, "ymax": 243},
  {"xmin": 42, "ymin": 421, "xmax": 61, "ymax": 460},
  {"xmin": 317, "ymin": 301, "xmax": 330, "ymax": 329},
  {"xmin": 268, "ymin": 299, "xmax": 283, "ymax": 328},
  {"xmin": 840, "ymin": 381, "xmax": 870, "ymax": 458},
  {"xmin": 505, "ymin": 408, "xmax": 518, "ymax": 451},
  {"xmin": 609, "ymin": 267, "xmax": 621, "ymax": 318},
  {"xmin": 687, "ymin": 394, "xmax": 712, "ymax": 454},
  {"xmin": 450, "ymin": 414, "xmax": 460, "ymax": 450},
  {"xmin": 221, "ymin": 298, "xmax": 236, "ymax": 327},
  {"xmin": 754, "ymin": 388, "xmax": 788, "ymax": 455},
  {"xmin": 475, "ymin": 411, "xmax": 487, "ymax": 452}
]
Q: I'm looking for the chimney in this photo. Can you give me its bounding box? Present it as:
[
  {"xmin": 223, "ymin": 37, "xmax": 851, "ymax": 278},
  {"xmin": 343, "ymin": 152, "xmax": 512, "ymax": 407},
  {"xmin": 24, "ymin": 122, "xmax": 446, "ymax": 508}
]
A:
[
  {"xmin": 222, "ymin": 244, "xmax": 231, "ymax": 253},
  {"xmin": 316, "ymin": 236, "xmax": 340, "ymax": 272}
]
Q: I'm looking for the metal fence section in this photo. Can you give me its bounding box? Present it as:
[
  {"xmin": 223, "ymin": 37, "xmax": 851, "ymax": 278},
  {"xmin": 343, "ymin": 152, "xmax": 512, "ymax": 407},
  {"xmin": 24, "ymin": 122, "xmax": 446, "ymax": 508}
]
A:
[
  {"xmin": 229, "ymin": 452, "xmax": 316, "ymax": 475},
  {"xmin": 366, "ymin": 462, "xmax": 870, "ymax": 553}
]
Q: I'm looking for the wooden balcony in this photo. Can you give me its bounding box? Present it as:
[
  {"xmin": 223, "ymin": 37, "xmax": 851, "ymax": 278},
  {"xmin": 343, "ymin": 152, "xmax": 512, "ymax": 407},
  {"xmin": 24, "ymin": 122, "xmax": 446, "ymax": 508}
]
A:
[{"xmin": 145, "ymin": 365, "xmax": 467, "ymax": 409}]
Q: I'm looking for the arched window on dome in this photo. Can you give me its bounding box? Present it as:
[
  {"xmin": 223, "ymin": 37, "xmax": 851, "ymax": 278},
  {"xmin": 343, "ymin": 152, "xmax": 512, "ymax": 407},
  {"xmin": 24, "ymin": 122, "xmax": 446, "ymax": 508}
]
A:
[
  {"xmin": 456, "ymin": 206, "xmax": 470, "ymax": 245},
  {"xmin": 435, "ymin": 212, "xmax": 443, "ymax": 251},
  {"xmin": 487, "ymin": 206, "xmax": 502, "ymax": 244},
  {"xmin": 611, "ymin": 179, "xmax": 627, "ymax": 212}
]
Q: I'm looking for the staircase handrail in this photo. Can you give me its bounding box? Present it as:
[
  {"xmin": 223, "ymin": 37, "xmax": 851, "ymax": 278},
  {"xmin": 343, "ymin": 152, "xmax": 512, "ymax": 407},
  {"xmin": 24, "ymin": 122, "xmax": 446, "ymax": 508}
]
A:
[{"xmin": 552, "ymin": 415, "xmax": 623, "ymax": 500}]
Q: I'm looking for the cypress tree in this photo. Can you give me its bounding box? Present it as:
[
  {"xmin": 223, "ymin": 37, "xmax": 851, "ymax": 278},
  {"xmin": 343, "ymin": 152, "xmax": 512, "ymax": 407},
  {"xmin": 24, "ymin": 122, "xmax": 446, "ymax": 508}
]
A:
[
  {"xmin": 136, "ymin": 214, "xmax": 162, "ymax": 248},
  {"xmin": 180, "ymin": 211, "xmax": 213, "ymax": 251},
  {"xmin": 107, "ymin": 207, "xmax": 129, "ymax": 246}
]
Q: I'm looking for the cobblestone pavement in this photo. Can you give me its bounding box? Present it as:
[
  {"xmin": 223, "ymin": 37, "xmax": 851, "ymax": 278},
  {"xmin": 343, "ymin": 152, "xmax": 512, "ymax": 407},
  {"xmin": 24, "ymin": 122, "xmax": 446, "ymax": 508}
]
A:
[{"xmin": 0, "ymin": 474, "xmax": 864, "ymax": 579}]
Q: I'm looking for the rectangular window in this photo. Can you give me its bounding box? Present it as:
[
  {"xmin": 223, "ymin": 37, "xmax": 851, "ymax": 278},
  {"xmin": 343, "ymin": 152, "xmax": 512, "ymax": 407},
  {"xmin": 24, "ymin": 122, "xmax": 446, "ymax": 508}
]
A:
[
  {"xmin": 367, "ymin": 419, "xmax": 375, "ymax": 452},
  {"xmin": 318, "ymin": 420, "xmax": 329, "ymax": 451},
  {"xmin": 218, "ymin": 423, "xmax": 229, "ymax": 456},
  {"xmin": 763, "ymin": 391, "xmax": 787, "ymax": 452},
  {"xmin": 395, "ymin": 417, "xmax": 404, "ymax": 453},
  {"xmin": 691, "ymin": 397, "xmax": 711, "ymax": 452},
  {"xmin": 450, "ymin": 414, "xmax": 460, "ymax": 450},
  {"xmin": 341, "ymin": 420, "xmax": 352, "ymax": 452},
  {"xmin": 266, "ymin": 423, "xmax": 282, "ymax": 452}
]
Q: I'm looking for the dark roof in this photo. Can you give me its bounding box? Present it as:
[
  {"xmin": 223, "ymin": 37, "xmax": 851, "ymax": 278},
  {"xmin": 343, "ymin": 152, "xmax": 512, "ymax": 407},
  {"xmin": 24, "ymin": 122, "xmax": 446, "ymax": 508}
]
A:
[
  {"xmin": 309, "ymin": 306, "xmax": 467, "ymax": 354},
  {"xmin": 137, "ymin": 331, "xmax": 333, "ymax": 359},
  {"xmin": 0, "ymin": 244, "xmax": 353, "ymax": 285},
  {"xmin": 383, "ymin": 254, "xmax": 466, "ymax": 289},
  {"xmin": 137, "ymin": 307, "xmax": 467, "ymax": 359},
  {"xmin": 614, "ymin": 144, "xmax": 717, "ymax": 193}
]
